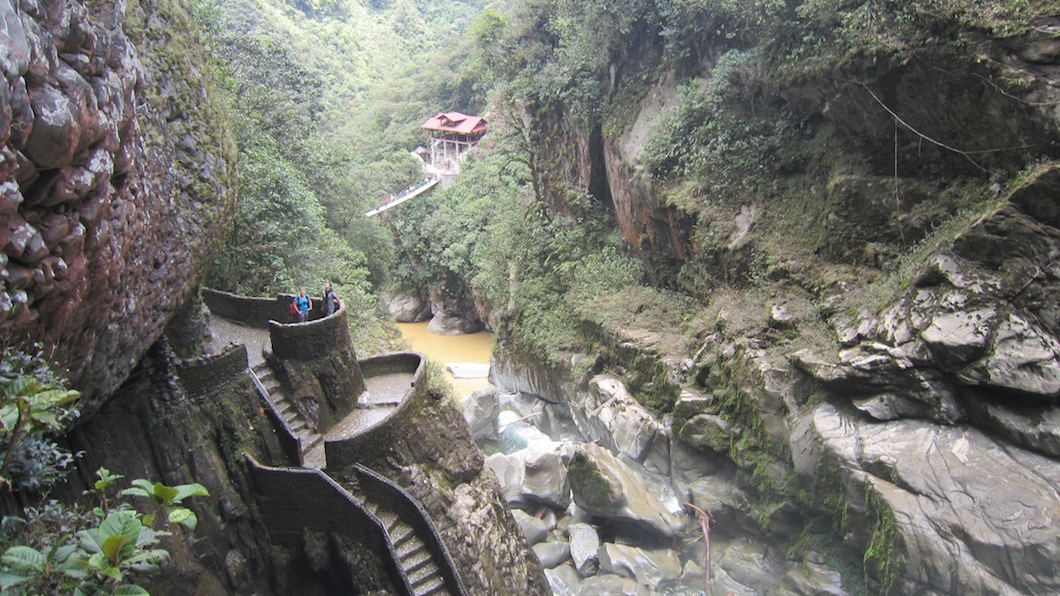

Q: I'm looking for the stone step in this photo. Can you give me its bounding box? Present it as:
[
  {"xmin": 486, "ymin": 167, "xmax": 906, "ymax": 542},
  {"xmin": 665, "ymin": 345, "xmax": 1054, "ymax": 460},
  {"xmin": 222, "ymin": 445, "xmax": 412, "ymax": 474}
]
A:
[
  {"xmin": 303, "ymin": 433, "xmax": 323, "ymax": 452},
  {"xmin": 406, "ymin": 560, "xmax": 440, "ymax": 588},
  {"xmin": 375, "ymin": 510, "xmax": 399, "ymax": 531},
  {"xmin": 401, "ymin": 546, "xmax": 432, "ymax": 575},
  {"xmin": 391, "ymin": 525, "xmax": 418, "ymax": 550},
  {"xmin": 289, "ymin": 419, "xmax": 307, "ymax": 434},
  {"xmin": 363, "ymin": 500, "xmax": 379, "ymax": 516},
  {"xmin": 411, "ymin": 573, "xmax": 446, "ymax": 596}
]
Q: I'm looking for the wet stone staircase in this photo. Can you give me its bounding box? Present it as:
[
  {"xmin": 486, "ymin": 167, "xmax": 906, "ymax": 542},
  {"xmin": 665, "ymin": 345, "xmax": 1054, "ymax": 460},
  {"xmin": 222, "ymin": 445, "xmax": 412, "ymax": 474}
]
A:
[
  {"xmin": 251, "ymin": 362, "xmax": 325, "ymax": 468},
  {"xmin": 362, "ymin": 496, "xmax": 450, "ymax": 596}
]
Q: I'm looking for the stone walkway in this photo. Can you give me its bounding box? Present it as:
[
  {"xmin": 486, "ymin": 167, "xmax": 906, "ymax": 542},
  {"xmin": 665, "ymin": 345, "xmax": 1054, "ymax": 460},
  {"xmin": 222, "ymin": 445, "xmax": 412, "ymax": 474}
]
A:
[
  {"xmin": 207, "ymin": 315, "xmax": 269, "ymax": 368},
  {"xmin": 206, "ymin": 313, "xmax": 414, "ymax": 465}
]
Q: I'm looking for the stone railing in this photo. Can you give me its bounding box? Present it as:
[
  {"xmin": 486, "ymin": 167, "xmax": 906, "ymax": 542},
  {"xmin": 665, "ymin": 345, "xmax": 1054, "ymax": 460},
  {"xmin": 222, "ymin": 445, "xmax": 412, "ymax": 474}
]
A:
[
  {"xmin": 244, "ymin": 455, "xmax": 414, "ymax": 595},
  {"xmin": 266, "ymin": 299, "xmax": 363, "ymax": 434},
  {"xmin": 353, "ymin": 464, "xmax": 467, "ymax": 596},
  {"xmin": 202, "ymin": 288, "xmax": 292, "ymax": 328},
  {"xmin": 324, "ymin": 352, "xmax": 426, "ymax": 468},
  {"xmin": 248, "ymin": 368, "xmax": 303, "ymax": 466},
  {"xmin": 175, "ymin": 343, "xmax": 249, "ymax": 402},
  {"xmin": 267, "ymin": 299, "xmax": 351, "ymax": 361}
]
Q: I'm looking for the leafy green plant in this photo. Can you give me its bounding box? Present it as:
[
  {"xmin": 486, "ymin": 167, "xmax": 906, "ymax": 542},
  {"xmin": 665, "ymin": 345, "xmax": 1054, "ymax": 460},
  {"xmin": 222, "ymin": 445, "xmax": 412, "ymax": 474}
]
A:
[
  {"xmin": 0, "ymin": 469, "xmax": 210, "ymax": 595},
  {"xmin": 0, "ymin": 348, "xmax": 80, "ymax": 493},
  {"xmin": 122, "ymin": 480, "xmax": 210, "ymax": 532}
]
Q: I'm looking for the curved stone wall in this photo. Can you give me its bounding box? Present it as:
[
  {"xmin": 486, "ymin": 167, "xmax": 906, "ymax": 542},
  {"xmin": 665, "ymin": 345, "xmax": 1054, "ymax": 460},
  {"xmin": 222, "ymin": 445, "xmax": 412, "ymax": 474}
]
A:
[
  {"xmin": 202, "ymin": 287, "xmax": 291, "ymax": 328},
  {"xmin": 324, "ymin": 352, "xmax": 426, "ymax": 468},
  {"xmin": 175, "ymin": 343, "xmax": 249, "ymax": 402},
  {"xmin": 267, "ymin": 302, "xmax": 363, "ymax": 433},
  {"xmin": 202, "ymin": 286, "xmax": 364, "ymax": 434},
  {"xmin": 245, "ymin": 455, "xmax": 411, "ymax": 594}
]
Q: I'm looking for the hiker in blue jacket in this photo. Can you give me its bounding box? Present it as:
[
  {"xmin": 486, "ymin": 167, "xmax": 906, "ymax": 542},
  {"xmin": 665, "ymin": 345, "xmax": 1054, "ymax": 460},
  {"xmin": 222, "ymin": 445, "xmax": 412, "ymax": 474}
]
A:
[{"xmin": 295, "ymin": 287, "xmax": 312, "ymax": 323}]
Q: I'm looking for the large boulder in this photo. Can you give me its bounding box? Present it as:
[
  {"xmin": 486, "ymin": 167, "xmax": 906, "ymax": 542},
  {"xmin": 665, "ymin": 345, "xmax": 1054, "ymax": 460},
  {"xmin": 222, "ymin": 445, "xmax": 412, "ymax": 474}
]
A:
[
  {"xmin": 485, "ymin": 442, "xmax": 572, "ymax": 510},
  {"xmin": 566, "ymin": 443, "xmax": 685, "ymax": 539},
  {"xmin": 813, "ymin": 403, "xmax": 1060, "ymax": 595},
  {"xmin": 567, "ymin": 523, "xmax": 600, "ymax": 576},
  {"xmin": 386, "ymin": 291, "xmax": 431, "ymax": 322},
  {"xmin": 462, "ymin": 385, "xmax": 500, "ymax": 440},
  {"xmin": 569, "ymin": 375, "xmax": 670, "ymax": 474},
  {"xmin": 598, "ymin": 543, "xmax": 682, "ymax": 589}
]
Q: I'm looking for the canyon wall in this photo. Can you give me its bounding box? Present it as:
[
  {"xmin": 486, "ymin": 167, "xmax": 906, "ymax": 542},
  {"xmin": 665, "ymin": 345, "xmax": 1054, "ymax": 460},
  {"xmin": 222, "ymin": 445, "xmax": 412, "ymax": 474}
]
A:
[
  {"xmin": 0, "ymin": 0, "xmax": 237, "ymax": 413},
  {"xmin": 499, "ymin": 12, "xmax": 1060, "ymax": 596}
]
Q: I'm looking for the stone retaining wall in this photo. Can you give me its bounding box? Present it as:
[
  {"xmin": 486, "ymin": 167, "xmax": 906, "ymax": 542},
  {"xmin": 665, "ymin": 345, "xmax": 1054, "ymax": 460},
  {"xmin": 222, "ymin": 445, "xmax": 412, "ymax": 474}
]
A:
[
  {"xmin": 325, "ymin": 352, "xmax": 426, "ymax": 467},
  {"xmin": 202, "ymin": 288, "xmax": 292, "ymax": 328},
  {"xmin": 176, "ymin": 343, "xmax": 249, "ymax": 401},
  {"xmin": 267, "ymin": 302, "xmax": 363, "ymax": 434},
  {"xmin": 245, "ymin": 455, "xmax": 412, "ymax": 595},
  {"xmin": 268, "ymin": 301, "xmax": 351, "ymax": 361}
]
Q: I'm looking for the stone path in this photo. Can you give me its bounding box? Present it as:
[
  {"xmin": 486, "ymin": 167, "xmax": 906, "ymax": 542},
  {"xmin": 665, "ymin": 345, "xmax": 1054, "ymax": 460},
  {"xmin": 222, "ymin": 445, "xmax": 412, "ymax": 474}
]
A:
[{"xmin": 207, "ymin": 316, "xmax": 269, "ymax": 368}]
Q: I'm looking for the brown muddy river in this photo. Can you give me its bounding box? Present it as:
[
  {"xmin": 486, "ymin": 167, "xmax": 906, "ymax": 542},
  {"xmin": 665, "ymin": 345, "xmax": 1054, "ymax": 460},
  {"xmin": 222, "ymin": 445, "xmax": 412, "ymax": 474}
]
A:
[{"xmin": 395, "ymin": 322, "xmax": 494, "ymax": 398}]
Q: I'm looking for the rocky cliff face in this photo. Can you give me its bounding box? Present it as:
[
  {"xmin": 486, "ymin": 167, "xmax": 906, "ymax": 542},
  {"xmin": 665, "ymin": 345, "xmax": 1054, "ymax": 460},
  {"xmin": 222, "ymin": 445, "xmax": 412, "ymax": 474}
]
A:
[
  {"xmin": 0, "ymin": 0, "xmax": 236, "ymax": 412},
  {"xmin": 498, "ymin": 11, "xmax": 1060, "ymax": 596}
]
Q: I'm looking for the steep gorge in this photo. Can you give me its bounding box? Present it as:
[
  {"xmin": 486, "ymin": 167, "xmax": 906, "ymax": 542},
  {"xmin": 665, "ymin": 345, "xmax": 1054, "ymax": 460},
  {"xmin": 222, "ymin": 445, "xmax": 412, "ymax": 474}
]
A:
[{"xmin": 480, "ymin": 6, "xmax": 1060, "ymax": 595}]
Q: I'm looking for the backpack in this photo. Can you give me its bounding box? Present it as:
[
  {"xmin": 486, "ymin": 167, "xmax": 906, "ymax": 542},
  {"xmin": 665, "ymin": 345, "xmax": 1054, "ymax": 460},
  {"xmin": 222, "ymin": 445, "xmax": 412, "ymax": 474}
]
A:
[{"xmin": 289, "ymin": 300, "xmax": 298, "ymax": 316}]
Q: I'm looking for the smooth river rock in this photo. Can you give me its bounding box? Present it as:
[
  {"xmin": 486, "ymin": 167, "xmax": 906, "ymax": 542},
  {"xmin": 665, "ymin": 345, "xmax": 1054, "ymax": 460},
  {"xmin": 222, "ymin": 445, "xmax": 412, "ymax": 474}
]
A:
[
  {"xmin": 566, "ymin": 443, "xmax": 685, "ymax": 539},
  {"xmin": 566, "ymin": 522, "xmax": 600, "ymax": 576},
  {"xmin": 462, "ymin": 385, "xmax": 499, "ymax": 440},
  {"xmin": 598, "ymin": 543, "xmax": 682, "ymax": 589}
]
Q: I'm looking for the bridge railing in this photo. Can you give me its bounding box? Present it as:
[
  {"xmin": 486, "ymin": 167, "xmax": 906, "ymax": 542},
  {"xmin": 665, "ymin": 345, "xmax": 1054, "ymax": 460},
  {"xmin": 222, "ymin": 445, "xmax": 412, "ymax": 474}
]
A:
[{"xmin": 353, "ymin": 463, "xmax": 468, "ymax": 596}]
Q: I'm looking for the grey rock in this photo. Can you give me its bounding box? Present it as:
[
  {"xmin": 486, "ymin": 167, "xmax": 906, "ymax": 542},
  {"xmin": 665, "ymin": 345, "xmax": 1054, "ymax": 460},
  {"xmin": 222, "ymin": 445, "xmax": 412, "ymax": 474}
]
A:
[
  {"xmin": 462, "ymin": 385, "xmax": 499, "ymax": 440},
  {"xmin": 569, "ymin": 375, "xmax": 669, "ymax": 474},
  {"xmin": 567, "ymin": 443, "xmax": 684, "ymax": 539},
  {"xmin": 567, "ymin": 523, "xmax": 600, "ymax": 576},
  {"xmin": 484, "ymin": 452, "xmax": 524, "ymax": 504},
  {"xmin": 545, "ymin": 564, "xmax": 583, "ymax": 596},
  {"xmin": 522, "ymin": 446, "xmax": 571, "ymax": 510},
  {"xmin": 783, "ymin": 559, "xmax": 846, "ymax": 596},
  {"xmin": 576, "ymin": 574, "xmax": 650, "ymax": 596},
  {"xmin": 446, "ymin": 362, "xmax": 490, "ymax": 378},
  {"xmin": 814, "ymin": 403, "xmax": 1060, "ymax": 594},
  {"xmin": 511, "ymin": 508, "xmax": 548, "ymax": 545},
  {"xmin": 386, "ymin": 292, "xmax": 431, "ymax": 322},
  {"xmin": 716, "ymin": 538, "xmax": 785, "ymax": 594},
  {"xmin": 533, "ymin": 540, "xmax": 571, "ymax": 569},
  {"xmin": 958, "ymin": 312, "xmax": 1060, "ymax": 396},
  {"xmin": 427, "ymin": 311, "xmax": 483, "ymax": 335},
  {"xmin": 598, "ymin": 542, "xmax": 681, "ymax": 589}
]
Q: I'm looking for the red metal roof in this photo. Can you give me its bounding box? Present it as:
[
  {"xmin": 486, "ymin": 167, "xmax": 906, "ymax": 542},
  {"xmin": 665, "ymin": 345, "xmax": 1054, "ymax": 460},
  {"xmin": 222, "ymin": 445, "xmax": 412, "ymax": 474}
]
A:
[{"xmin": 421, "ymin": 112, "xmax": 487, "ymax": 135}]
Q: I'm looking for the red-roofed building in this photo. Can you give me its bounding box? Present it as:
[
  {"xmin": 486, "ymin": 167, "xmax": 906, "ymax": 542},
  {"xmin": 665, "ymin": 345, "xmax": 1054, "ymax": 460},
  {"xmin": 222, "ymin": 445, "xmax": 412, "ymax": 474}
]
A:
[{"xmin": 421, "ymin": 112, "xmax": 487, "ymax": 173}]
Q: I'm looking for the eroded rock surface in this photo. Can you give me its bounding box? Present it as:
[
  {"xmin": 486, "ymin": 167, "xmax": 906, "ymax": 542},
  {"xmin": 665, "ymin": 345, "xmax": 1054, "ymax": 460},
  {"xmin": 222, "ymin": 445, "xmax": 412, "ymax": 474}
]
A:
[{"xmin": 0, "ymin": 0, "xmax": 236, "ymax": 411}]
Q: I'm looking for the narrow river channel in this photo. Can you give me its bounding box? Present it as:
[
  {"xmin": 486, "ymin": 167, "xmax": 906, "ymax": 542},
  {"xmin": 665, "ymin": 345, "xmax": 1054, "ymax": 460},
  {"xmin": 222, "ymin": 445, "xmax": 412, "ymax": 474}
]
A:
[{"xmin": 395, "ymin": 322, "xmax": 495, "ymax": 399}]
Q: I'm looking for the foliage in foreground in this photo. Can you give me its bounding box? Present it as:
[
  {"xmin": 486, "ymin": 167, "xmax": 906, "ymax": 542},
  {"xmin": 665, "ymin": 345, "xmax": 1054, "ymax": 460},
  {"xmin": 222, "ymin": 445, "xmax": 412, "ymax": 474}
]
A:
[
  {"xmin": 0, "ymin": 352, "xmax": 209, "ymax": 595},
  {"xmin": 0, "ymin": 469, "xmax": 209, "ymax": 595},
  {"xmin": 0, "ymin": 348, "xmax": 80, "ymax": 494}
]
